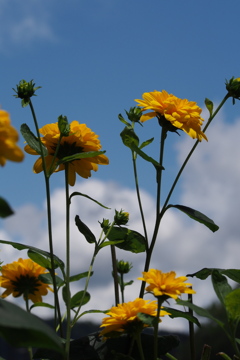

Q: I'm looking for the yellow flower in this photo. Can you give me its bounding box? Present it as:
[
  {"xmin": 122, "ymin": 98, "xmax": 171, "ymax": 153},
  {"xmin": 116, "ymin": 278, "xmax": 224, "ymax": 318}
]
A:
[
  {"xmin": 0, "ymin": 258, "xmax": 53, "ymax": 303},
  {"xmin": 25, "ymin": 120, "xmax": 109, "ymax": 186},
  {"xmin": 135, "ymin": 90, "xmax": 207, "ymax": 141},
  {"xmin": 0, "ymin": 109, "xmax": 24, "ymax": 166},
  {"xmin": 138, "ymin": 269, "xmax": 196, "ymax": 299},
  {"xmin": 100, "ymin": 298, "xmax": 169, "ymax": 337}
]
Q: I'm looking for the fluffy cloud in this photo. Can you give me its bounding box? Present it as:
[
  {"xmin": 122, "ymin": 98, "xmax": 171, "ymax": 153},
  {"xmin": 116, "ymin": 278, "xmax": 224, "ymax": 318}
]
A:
[{"xmin": 0, "ymin": 114, "xmax": 240, "ymax": 332}]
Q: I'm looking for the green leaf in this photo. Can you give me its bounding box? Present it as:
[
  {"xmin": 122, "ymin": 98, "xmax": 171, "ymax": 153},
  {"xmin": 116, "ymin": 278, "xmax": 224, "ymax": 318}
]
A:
[
  {"xmin": 217, "ymin": 353, "xmax": 233, "ymax": 360},
  {"xmin": 163, "ymin": 306, "xmax": 201, "ymax": 327},
  {"xmin": 0, "ymin": 197, "xmax": 14, "ymax": 218},
  {"xmin": 170, "ymin": 204, "xmax": 219, "ymax": 232},
  {"xmin": 137, "ymin": 312, "xmax": 158, "ymax": 327},
  {"xmin": 20, "ymin": 123, "xmax": 48, "ymax": 156},
  {"xmin": 120, "ymin": 126, "xmax": 139, "ymax": 148},
  {"xmin": 176, "ymin": 299, "xmax": 224, "ymax": 328},
  {"xmin": 0, "ymin": 299, "xmax": 63, "ymax": 354},
  {"xmin": 30, "ymin": 302, "xmax": 55, "ymax": 311},
  {"xmin": 77, "ymin": 309, "xmax": 107, "ymax": 319},
  {"xmin": 224, "ymin": 288, "xmax": 240, "ymax": 321},
  {"xmin": 70, "ymin": 291, "xmax": 91, "ymax": 309},
  {"xmin": 75, "ymin": 215, "xmax": 96, "ymax": 244},
  {"xmin": 139, "ymin": 137, "xmax": 154, "ymax": 150},
  {"xmin": 57, "ymin": 150, "xmax": 106, "ymax": 165},
  {"xmin": 130, "ymin": 142, "xmax": 163, "ymax": 169},
  {"xmin": 98, "ymin": 240, "xmax": 125, "ymax": 249},
  {"xmin": 38, "ymin": 273, "xmax": 64, "ymax": 287},
  {"xmin": 205, "ymin": 98, "xmax": 214, "ymax": 116},
  {"xmin": 105, "ymin": 226, "xmax": 146, "ymax": 253},
  {"xmin": 0, "ymin": 239, "xmax": 65, "ymax": 274},
  {"xmin": 69, "ymin": 191, "xmax": 110, "ymax": 209},
  {"xmin": 188, "ymin": 268, "xmax": 240, "ymax": 283},
  {"xmin": 118, "ymin": 113, "xmax": 131, "ymax": 127},
  {"xmin": 28, "ymin": 249, "xmax": 52, "ymax": 269},
  {"xmin": 211, "ymin": 269, "xmax": 232, "ymax": 305},
  {"xmin": 69, "ymin": 271, "xmax": 93, "ymax": 283}
]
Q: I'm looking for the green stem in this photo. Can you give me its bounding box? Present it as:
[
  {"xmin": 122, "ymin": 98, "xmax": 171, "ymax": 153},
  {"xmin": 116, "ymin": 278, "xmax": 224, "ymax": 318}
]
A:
[
  {"xmin": 120, "ymin": 273, "xmax": 124, "ymax": 303},
  {"xmin": 28, "ymin": 100, "xmax": 62, "ymax": 336},
  {"xmin": 64, "ymin": 164, "xmax": 71, "ymax": 360},
  {"xmin": 161, "ymin": 94, "xmax": 230, "ymax": 213},
  {"xmin": 139, "ymin": 128, "xmax": 166, "ymax": 298},
  {"xmin": 111, "ymin": 245, "xmax": 120, "ymax": 305},
  {"xmin": 132, "ymin": 151, "xmax": 149, "ymax": 248},
  {"xmin": 135, "ymin": 331, "xmax": 146, "ymax": 360},
  {"xmin": 153, "ymin": 298, "xmax": 163, "ymax": 360},
  {"xmin": 188, "ymin": 292, "xmax": 196, "ymax": 360}
]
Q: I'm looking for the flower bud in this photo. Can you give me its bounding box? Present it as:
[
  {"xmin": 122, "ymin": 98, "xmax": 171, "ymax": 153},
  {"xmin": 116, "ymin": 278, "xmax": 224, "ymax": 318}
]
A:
[
  {"xmin": 13, "ymin": 80, "xmax": 41, "ymax": 107},
  {"xmin": 226, "ymin": 77, "xmax": 240, "ymax": 103},
  {"xmin": 125, "ymin": 107, "xmax": 143, "ymax": 123},
  {"xmin": 116, "ymin": 260, "xmax": 133, "ymax": 274},
  {"xmin": 114, "ymin": 210, "xmax": 129, "ymax": 226},
  {"xmin": 58, "ymin": 115, "xmax": 70, "ymax": 137}
]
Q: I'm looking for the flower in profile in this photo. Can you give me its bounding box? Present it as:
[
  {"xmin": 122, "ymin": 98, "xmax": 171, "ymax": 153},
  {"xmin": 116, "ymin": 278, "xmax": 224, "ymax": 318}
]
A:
[
  {"xmin": 25, "ymin": 120, "xmax": 109, "ymax": 186},
  {"xmin": 138, "ymin": 269, "xmax": 196, "ymax": 300},
  {"xmin": 100, "ymin": 298, "xmax": 169, "ymax": 337},
  {"xmin": 135, "ymin": 90, "xmax": 207, "ymax": 141},
  {"xmin": 0, "ymin": 258, "xmax": 52, "ymax": 303},
  {"xmin": 0, "ymin": 110, "xmax": 24, "ymax": 166},
  {"xmin": 226, "ymin": 77, "xmax": 240, "ymax": 103}
]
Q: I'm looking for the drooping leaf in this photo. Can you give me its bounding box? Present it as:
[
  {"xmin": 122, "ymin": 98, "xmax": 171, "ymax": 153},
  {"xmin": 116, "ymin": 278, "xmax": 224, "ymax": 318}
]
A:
[
  {"xmin": 0, "ymin": 299, "xmax": 63, "ymax": 354},
  {"xmin": 224, "ymin": 288, "xmax": 240, "ymax": 321},
  {"xmin": 105, "ymin": 226, "xmax": 146, "ymax": 253},
  {"xmin": 120, "ymin": 126, "xmax": 139, "ymax": 148},
  {"xmin": 70, "ymin": 291, "xmax": 91, "ymax": 309},
  {"xmin": 20, "ymin": 123, "xmax": 48, "ymax": 156},
  {"xmin": 69, "ymin": 192, "xmax": 110, "ymax": 209},
  {"xmin": 98, "ymin": 240, "xmax": 125, "ymax": 249},
  {"xmin": 211, "ymin": 269, "xmax": 232, "ymax": 305},
  {"xmin": 30, "ymin": 302, "xmax": 55, "ymax": 311},
  {"xmin": 130, "ymin": 143, "xmax": 163, "ymax": 169},
  {"xmin": 163, "ymin": 306, "xmax": 201, "ymax": 327},
  {"xmin": 0, "ymin": 240, "xmax": 65, "ymax": 274},
  {"xmin": 176, "ymin": 299, "xmax": 224, "ymax": 328},
  {"xmin": 38, "ymin": 273, "xmax": 64, "ymax": 287},
  {"xmin": 217, "ymin": 353, "xmax": 233, "ymax": 360},
  {"xmin": 75, "ymin": 215, "xmax": 96, "ymax": 244},
  {"xmin": 170, "ymin": 205, "xmax": 219, "ymax": 232},
  {"xmin": 0, "ymin": 197, "xmax": 14, "ymax": 218},
  {"xmin": 187, "ymin": 268, "xmax": 215, "ymax": 280},
  {"xmin": 57, "ymin": 151, "xmax": 106, "ymax": 165}
]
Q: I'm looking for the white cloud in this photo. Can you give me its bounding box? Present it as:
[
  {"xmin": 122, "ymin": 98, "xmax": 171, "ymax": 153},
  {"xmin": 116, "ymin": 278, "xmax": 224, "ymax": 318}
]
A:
[
  {"xmin": 1, "ymin": 113, "xmax": 240, "ymax": 332},
  {"xmin": 0, "ymin": 0, "xmax": 56, "ymax": 50}
]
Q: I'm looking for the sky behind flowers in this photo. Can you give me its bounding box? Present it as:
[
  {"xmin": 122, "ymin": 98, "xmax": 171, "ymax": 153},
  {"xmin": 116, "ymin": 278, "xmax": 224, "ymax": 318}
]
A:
[{"xmin": 0, "ymin": 0, "xmax": 240, "ymax": 332}]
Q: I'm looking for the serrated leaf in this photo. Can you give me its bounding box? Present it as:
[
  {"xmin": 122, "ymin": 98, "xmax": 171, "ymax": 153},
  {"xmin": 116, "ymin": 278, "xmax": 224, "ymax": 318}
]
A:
[
  {"xmin": 170, "ymin": 204, "xmax": 219, "ymax": 232},
  {"xmin": 70, "ymin": 291, "xmax": 90, "ymax": 309},
  {"xmin": 105, "ymin": 227, "xmax": 146, "ymax": 253},
  {"xmin": 0, "ymin": 299, "xmax": 63, "ymax": 354},
  {"xmin": 57, "ymin": 151, "xmax": 106, "ymax": 165},
  {"xmin": 70, "ymin": 191, "xmax": 110, "ymax": 209},
  {"xmin": 0, "ymin": 240, "xmax": 65, "ymax": 275},
  {"xmin": 20, "ymin": 123, "xmax": 48, "ymax": 156},
  {"xmin": 75, "ymin": 215, "xmax": 96, "ymax": 244},
  {"xmin": 0, "ymin": 197, "xmax": 14, "ymax": 218}
]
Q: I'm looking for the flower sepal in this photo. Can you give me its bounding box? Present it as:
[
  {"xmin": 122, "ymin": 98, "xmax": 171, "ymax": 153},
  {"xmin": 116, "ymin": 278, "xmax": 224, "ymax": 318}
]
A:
[
  {"xmin": 226, "ymin": 77, "xmax": 240, "ymax": 104},
  {"xmin": 58, "ymin": 115, "xmax": 70, "ymax": 137}
]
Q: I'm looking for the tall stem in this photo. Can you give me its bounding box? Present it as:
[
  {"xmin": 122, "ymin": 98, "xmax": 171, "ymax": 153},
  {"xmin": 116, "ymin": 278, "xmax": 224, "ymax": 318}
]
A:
[
  {"xmin": 139, "ymin": 128, "xmax": 166, "ymax": 298},
  {"xmin": 29, "ymin": 101, "xmax": 62, "ymax": 335},
  {"xmin": 64, "ymin": 164, "xmax": 71, "ymax": 360},
  {"xmin": 111, "ymin": 245, "xmax": 120, "ymax": 305}
]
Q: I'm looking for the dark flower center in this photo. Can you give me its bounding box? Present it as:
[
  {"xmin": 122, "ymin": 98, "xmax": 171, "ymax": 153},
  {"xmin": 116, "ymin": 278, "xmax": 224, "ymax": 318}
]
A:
[
  {"xmin": 51, "ymin": 141, "xmax": 84, "ymax": 159},
  {"xmin": 11, "ymin": 274, "xmax": 41, "ymax": 296}
]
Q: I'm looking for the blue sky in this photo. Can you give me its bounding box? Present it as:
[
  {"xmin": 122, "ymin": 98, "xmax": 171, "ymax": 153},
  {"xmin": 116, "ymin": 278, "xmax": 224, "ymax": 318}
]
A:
[{"xmin": 0, "ymin": 0, "xmax": 240, "ymax": 331}]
